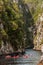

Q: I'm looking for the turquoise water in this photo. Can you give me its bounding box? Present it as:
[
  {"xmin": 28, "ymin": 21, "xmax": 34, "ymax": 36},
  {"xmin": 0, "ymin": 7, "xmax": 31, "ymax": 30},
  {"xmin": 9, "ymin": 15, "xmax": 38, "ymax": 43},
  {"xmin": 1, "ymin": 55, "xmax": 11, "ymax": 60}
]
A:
[
  {"xmin": 0, "ymin": 49, "xmax": 41, "ymax": 65},
  {"xmin": 13, "ymin": 49, "xmax": 41, "ymax": 65}
]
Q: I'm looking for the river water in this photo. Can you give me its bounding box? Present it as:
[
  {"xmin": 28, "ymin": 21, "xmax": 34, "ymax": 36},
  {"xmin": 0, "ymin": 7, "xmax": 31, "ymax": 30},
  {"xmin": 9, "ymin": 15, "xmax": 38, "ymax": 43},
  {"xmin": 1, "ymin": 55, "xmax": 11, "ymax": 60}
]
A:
[{"xmin": 0, "ymin": 49, "xmax": 41, "ymax": 65}]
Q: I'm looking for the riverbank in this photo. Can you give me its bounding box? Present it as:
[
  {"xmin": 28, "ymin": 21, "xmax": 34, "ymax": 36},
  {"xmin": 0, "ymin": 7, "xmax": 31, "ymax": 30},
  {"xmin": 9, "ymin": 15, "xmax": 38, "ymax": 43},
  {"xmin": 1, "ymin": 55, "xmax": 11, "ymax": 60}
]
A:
[
  {"xmin": 33, "ymin": 48, "xmax": 41, "ymax": 51},
  {"xmin": 37, "ymin": 60, "xmax": 43, "ymax": 65},
  {"xmin": 33, "ymin": 47, "xmax": 41, "ymax": 51},
  {"xmin": 33, "ymin": 44, "xmax": 43, "ymax": 51}
]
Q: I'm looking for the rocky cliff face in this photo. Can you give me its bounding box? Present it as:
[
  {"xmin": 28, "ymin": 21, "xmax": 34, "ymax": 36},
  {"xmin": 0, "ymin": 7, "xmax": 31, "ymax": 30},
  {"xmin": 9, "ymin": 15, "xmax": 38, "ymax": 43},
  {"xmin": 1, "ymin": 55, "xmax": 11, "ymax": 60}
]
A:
[
  {"xmin": 33, "ymin": 13, "xmax": 43, "ymax": 50},
  {"xmin": 0, "ymin": 22, "xmax": 14, "ymax": 54}
]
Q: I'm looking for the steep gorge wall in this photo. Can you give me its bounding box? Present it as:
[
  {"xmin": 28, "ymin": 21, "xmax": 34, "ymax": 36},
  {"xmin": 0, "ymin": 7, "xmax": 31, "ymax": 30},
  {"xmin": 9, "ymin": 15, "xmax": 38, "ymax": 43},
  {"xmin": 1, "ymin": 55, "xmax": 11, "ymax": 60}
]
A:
[{"xmin": 33, "ymin": 13, "xmax": 43, "ymax": 50}]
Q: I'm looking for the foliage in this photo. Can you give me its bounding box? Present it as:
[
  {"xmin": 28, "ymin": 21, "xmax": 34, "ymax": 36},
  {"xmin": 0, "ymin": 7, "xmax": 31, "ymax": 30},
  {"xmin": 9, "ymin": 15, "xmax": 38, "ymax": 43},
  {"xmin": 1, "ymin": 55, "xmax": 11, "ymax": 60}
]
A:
[{"xmin": 0, "ymin": 0, "xmax": 24, "ymax": 50}]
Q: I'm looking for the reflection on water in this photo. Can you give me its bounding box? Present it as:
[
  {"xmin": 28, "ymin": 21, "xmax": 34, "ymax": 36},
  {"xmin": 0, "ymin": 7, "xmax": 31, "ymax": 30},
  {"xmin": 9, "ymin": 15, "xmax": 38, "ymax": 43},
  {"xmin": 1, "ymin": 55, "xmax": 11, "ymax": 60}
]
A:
[{"xmin": 0, "ymin": 49, "xmax": 41, "ymax": 65}]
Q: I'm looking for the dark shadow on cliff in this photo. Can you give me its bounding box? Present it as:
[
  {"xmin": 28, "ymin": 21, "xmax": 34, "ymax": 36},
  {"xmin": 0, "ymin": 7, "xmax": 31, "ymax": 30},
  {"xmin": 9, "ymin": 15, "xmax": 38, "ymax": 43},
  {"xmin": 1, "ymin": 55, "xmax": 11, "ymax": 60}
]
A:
[{"xmin": 18, "ymin": 0, "xmax": 34, "ymax": 49}]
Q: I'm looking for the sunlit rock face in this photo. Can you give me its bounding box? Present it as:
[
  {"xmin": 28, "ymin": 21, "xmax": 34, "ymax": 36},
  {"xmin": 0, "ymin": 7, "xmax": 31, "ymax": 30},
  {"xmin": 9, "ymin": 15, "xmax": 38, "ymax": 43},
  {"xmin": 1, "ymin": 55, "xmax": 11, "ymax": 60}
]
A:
[{"xmin": 33, "ymin": 13, "xmax": 43, "ymax": 50}]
